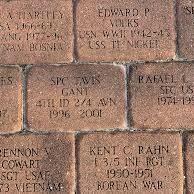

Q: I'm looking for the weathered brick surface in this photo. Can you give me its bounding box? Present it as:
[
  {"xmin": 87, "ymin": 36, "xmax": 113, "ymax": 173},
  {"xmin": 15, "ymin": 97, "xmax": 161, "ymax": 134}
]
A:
[
  {"xmin": 184, "ymin": 133, "xmax": 194, "ymax": 194},
  {"xmin": 0, "ymin": 133, "xmax": 75, "ymax": 193},
  {"xmin": 130, "ymin": 62, "xmax": 194, "ymax": 129},
  {"xmin": 0, "ymin": 0, "xmax": 73, "ymax": 64},
  {"xmin": 26, "ymin": 64, "xmax": 126, "ymax": 131},
  {"xmin": 0, "ymin": 66, "xmax": 22, "ymax": 132},
  {"xmin": 76, "ymin": 132, "xmax": 183, "ymax": 194},
  {"xmin": 0, "ymin": 1, "xmax": 190, "ymax": 193},
  {"xmin": 177, "ymin": 0, "xmax": 194, "ymax": 59},
  {"xmin": 76, "ymin": 0, "xmax": 176, "ymax": 62}
]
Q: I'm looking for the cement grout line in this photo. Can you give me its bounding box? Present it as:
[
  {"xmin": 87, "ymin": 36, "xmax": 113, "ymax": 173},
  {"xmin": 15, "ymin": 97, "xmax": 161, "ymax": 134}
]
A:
[
  {"xmin": 11, "ymin": 57, "xmax": 194, "ymax": 67},
  {"xmin": 21, "ymin": 65, "xmax": 27, "ymax": 132},
  {"xmin": 0, "ymin": 127, "xmax": 192, "ymax": 137},
  {"xmin": 126, "ymin": 65, "xmax": 134, "ymax": 128},
  {"xmin": 74, "ymin": 132, "xmax": 80, "ymax": 194},
  {"xmin": 72, "ymin": 0, "xmax": 79, "ymax": 63},
  {"xmin": 174, "ymin": 0, "xmax": 180, "ymax": 60},
  {"xmin": 123, "ymin": 64, "xmax": 129, "ymax": 129},
  {"xmin": 182, "ymin": 132, "xmax": 187, "ymax": 194}
]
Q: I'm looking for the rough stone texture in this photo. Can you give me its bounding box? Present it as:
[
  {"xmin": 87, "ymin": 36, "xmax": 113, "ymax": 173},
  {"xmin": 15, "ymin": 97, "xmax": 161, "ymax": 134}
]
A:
[
  {"xmin": 0, "ymin": 0, "xmax": 73, "ymax": 64},
  {"xmin": 76, "ymin": 132, "xmax": 183, "ymax": 194},
  {"xmin": 185, "ymin": 132, "xmax": 194, "ymax": 194},
  {"xmin": 177, "ymin": 0, "xmax": 194, "ymax": 59},
  {"xmin": 76, "ymin": 0, "xmax": 176, "ymax": 62},
  {"xmin": 26, "ymin": 64, "xmax": 126, "ymax": 131},
  {"xmin": 0, "ymin": 133, "xmax": 75, "ymax": 194},
  {"xmin": 130, "ymin": 62, "xmax": 194, "ymax": 129},
  {"xmin": 0, "ymin": 66, "xmax": 22, "ymax": 132}
]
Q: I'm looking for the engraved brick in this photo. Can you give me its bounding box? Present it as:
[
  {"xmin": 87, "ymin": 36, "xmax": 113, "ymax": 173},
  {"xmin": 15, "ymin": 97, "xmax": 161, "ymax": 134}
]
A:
[
  {"xmin": 26, "ymin": 64, "xmax": 126, "ymax": 131},
  {"xmin": 177, "ymin": 0, "xmax": 194, "ymax": 59},
  {"xmin": 0, "ymin": 133, "xmax": 75, "ymax": 193},
  {"xmin": 0, "ymin": 66, "xmax": 22, "ymax": 132},
  {"xmin": 185, "ymin": 133, "xmax": 194, "ymax": 194},
  {"xmin": 77, "ymin": 132, "xmax": 183, "ymax": 194},
  {"xmin": 76, "ymin": 0, "xmax": 176, "ymax": 62},
  {"xmin": 130, "ymin": 63, "xmax": 194, "ymax": 129},
  {"xmin": 0, "ymin": 0, "xmax": 73, "ymax": 64}
]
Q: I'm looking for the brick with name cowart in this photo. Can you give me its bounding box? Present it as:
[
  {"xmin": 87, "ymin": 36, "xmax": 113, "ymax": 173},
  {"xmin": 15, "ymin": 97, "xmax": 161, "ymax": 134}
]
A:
[
  {"xmin": 26, "ymin": 64, "xmax": 126, "ymax": 131},
  {"xmin": 130, "ymin": 63, "xmax": 194, "ymax": 129},
  {"xmin": 76, "ymin": 132, "xmax": 183, "ymax": 194},
  {"xmin": 177, "ymin": 0, "xmax": 194, "ymax": 59},
  {"xmin": 0, "ymin": 66, "xmax": 22, "ymax": 132},
  {"xmin": 76, "ymin": 0, "xmax": 176, "ymax": 62},
  {"xmin": 0, "ymin": 133, "xmax": 75, "ymax": 193},
  {"xmin": 0, "ymin": 0, "xmax": 73, "ymax": 64}
]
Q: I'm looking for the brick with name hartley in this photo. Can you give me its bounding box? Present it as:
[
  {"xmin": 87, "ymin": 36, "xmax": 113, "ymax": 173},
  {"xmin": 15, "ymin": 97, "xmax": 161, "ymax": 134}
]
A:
[{"xmin": 0, "ymin": 0, "xmax": 73, "ymax": 64}]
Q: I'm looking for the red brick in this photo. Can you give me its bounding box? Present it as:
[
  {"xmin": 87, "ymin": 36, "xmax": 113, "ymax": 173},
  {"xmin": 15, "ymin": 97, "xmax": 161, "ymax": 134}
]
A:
[
  {"xmin": 26, "ymin": 64, "xmax": 126, "ymax": 131},
  {"xmin": 77, "ymin": 132, "xmax": 183, "ymax": 194},
  {"xmin": 0, "ymin": 0, "xmax": 73, "ymax": 64},
  {"xmin": 0, "ymin": 66, "xmax": 22, "ymax": 132},
  {"xmin": 76, "ymin": 0, "xmax": 176, "ymax": 62},
  {"xmin": 185, "ymin": 133, "xmax": 194, "ymax": 194},
  {"xmin": 130, "ymin": 62, "xmax": 194, "ymax": 129},
  {"xmin": 177, "ymin": 0, "xmax": 194, "ymax": 59},
  {"xmin": 0, "ymin": 133, "xmax": 75, "ymax": 193}
]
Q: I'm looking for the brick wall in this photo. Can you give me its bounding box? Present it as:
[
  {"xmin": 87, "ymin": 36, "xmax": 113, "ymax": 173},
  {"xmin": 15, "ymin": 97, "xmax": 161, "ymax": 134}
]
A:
[{"xmin": 0, "ymin": 0, "xmax": 193, "ymax": 193}]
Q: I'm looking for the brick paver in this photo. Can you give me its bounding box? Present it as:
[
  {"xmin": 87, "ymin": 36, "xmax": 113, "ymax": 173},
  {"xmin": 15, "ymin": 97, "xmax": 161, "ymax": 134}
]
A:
[
  {"xmin": 0, "ymin": 133, "xmax": 75, "ymax": 193},
  {"xmin": 26, "ymin": 64, "xmax": 126, "ymax": 131},
  {"xmin": 0, "ymin": 66, "xmax": 22, "ymax": 132},
  {"xmin": 130, "ymin": 62, "xmax": 194, "ymax": 129},
  {"xmin": 177, "ymin": 0, "xmax": 194, "ymax": 59},
  {"xmin": 76, "ymin": 132, "xmax": 183, "ymax": 194},
  {"xmin": 76, "ymin": 0, "xmax": 176, "ymax": 62},
  {"xmin": 0, "ymin": 0, "xmax": 73, "ymax": 64}
]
